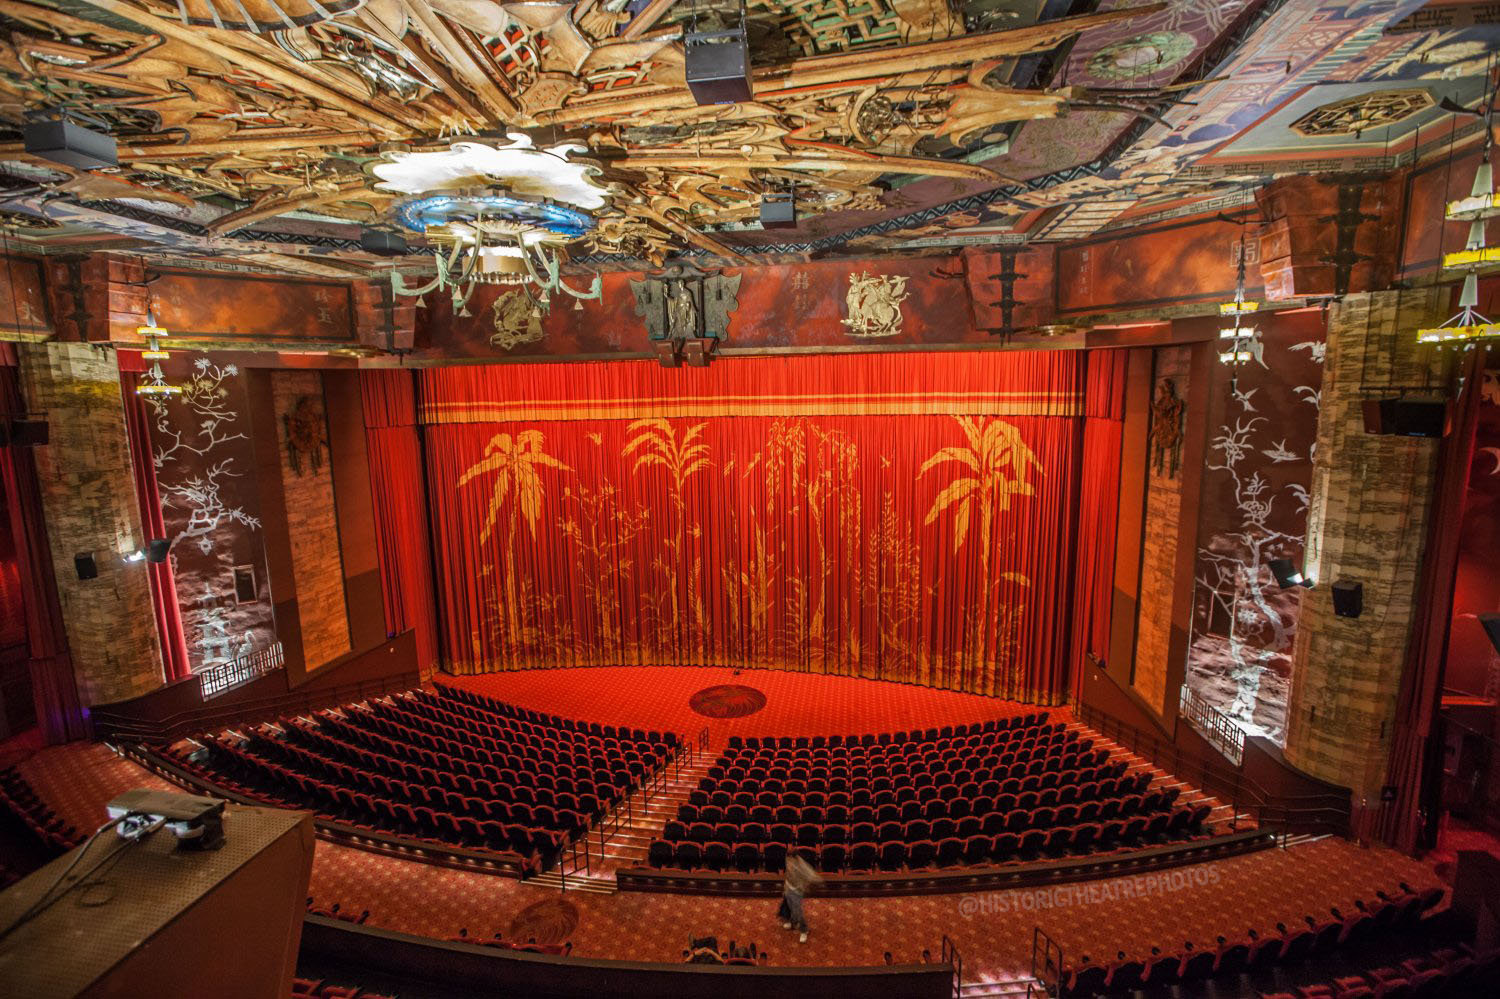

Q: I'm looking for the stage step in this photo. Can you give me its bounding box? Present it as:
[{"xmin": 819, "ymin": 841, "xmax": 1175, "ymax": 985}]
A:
[
  {"xmin": 529, "ymin": 870, "xmax": 618, "ymax": 894},
  {"xmin": 960, "ymin": 978, "xmax": 1043, "ymax": 998}
]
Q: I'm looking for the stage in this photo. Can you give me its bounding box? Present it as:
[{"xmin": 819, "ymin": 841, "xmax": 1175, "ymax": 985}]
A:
[{"xmin": 441, "ymin": 665, "xmax": 1049, "ymax": 741}]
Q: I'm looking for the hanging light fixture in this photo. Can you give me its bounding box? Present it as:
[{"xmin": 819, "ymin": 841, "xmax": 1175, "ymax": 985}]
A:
[
  {"xmin": 1218, "ymin": 230, "xmax": 1262, "ymax": 368},
  {"xmin": 133, "ymin": 305, "xmax": 180, "ymax": 396},
  {"xmin": 1416, "ymin": 64, "xmax": 1500, "ymax": 349}
]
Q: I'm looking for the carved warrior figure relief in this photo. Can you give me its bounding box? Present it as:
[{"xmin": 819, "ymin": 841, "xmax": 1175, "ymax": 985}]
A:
[
  {"xmin": 490, "ymin": 289, "xmax": 545, "ymax": 351},
  {"xmin": 842, "ymin": 272, "xmax": 909, "ymax": 338},
  {"xmin": 1150, "ymin": 378, "xmax": 1185, "ymax": 477},
  {"xmin": 630, "ymin": 268, "xmax": 742, "ymax": 341},
  {"xmin": 284, "ymin": 395, "xmax": 328, "ymax": 476}
]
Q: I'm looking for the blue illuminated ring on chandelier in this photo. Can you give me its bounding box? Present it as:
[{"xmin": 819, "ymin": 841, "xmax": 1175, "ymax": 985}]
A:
[{"xmin": 391, "ymin": 189, "xmax": 596, "ymax": 238}]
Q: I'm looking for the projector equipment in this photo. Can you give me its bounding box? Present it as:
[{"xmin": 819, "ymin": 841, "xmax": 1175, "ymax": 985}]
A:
[
  {"xmin": 0, "ymin": 416, "xmax": 48, "ymax": 447},
  {"xmin": 107, "ymin": 789, "xmax": 225, "ymax": 850},
  {"xmin": 1269, "ymin": 557, "xmax": 1311, "ymax": 589},
  {"xmin": 685, "ymin": 1, "xmax": 752, "ymax": 105},
  {"xmin": 1361, "ymin": 398, "xmax": 1449, "ymax": 438},
  {"xmin": 146, "ymin": 538, "xmax": 170, "ymax": 563},
  {"xmin": 761, "ymin": 189, "xmax": 796, "ymax": 229},
  {"xmin": 74, "ymin": 552, "xmax": 97, "ymax": 580},
  {"xmin": 1480, "ymin": 613, "xmax": 1500, "ymax": 655},
  {"xmin": 360, "ymin": 227, "xmax": 410, "ymax": 257},
  {"xmin": 1332, "ymin": 580, "xmax": 1363, "ymax": 618},
  {"xmin": 22, "ymin": 116, "xmax": 118, "ymax": 170}
]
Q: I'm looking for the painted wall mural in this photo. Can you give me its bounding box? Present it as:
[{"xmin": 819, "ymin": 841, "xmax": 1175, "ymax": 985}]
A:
[
  {"xmin": 1185, "ymin": 309, "xmax": 1328, "ymax": 744},
  {"xmin": 147, "ymin": 357, "xmax": 275, "ymax": 673}
]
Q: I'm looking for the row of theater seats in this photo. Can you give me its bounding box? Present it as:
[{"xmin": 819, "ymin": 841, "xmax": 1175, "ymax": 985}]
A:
[
  {"xmin": 1262, "ymin": 944, "xmax": 1500, "ymax": 999},
  {"xmin": 1062, "ymin": 885, "xmax": 1450, "ymax": 997},
  {"xmin": 649, "ymin": 713, "xmax": 1215, "ymax": 873},
  {"xmin": 291, "ymin": 978, "xmax": 393, "ymax": 999},
  {"xmin": 0, "ymin": 766, "xmax": 80, "ymax": 857},
  {"xmin": 167, "ymin": 687, "xmax": 676, "ymax": 873},
  {"xmin": 446, "ymin": 928, "xmax": 572, "ymax": 956},
  {"xmin": 307, "ymin": 897, "xmax": 369, "ymax": 924}
]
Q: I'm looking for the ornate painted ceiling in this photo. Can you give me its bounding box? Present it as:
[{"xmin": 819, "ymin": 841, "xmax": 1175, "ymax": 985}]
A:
[{"xmin": 0, "ymin": 0, "xmax": 1495, "ymax": 279}]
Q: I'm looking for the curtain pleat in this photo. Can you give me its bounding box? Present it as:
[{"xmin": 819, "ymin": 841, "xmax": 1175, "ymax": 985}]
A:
[
  {"xmin": 118, "ymin": 353, "xmax": 192, "ymax": 683},
  {"xmin": 360, "ymin": 370, "xmax": 440, "ymax": 675},
  {"xmin": 414, "ymin": 352, "xmax": 1099, "ymax": 703},
  {"xmin": 0, "ymin": 346, "xmax": 86, "ymax": 742}
]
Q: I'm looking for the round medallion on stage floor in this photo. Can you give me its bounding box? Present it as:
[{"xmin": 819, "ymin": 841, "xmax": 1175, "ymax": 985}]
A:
[
  {"xmin": 689, "ymin": 684, "xmax": 768, "ymax": 719},
  {"xmin": 508, "ymin": 897, "xmax": 580, "ymax": 945}
]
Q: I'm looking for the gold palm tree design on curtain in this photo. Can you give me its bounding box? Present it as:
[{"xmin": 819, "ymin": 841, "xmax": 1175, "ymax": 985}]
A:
[
  {"xmin": 921, "ymin": 416, "xmax": 1041, "ymax": 693},
  {"xmin": 624, "ymin": 419, "xmax": 709, "ymax": 659},
  {"xmin": 457, "ymin": 430, "xmax": 571, "ymax": 661}
]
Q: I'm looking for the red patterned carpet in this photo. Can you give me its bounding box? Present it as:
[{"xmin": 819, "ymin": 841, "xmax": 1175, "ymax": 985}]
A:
[
  {"xmin": 4, "ymin": 668, "xmax": 1451, "ymax": 987},
  {"xmin": 444, "ymin": 666, "xmax": 1043, "ymax": 741}
]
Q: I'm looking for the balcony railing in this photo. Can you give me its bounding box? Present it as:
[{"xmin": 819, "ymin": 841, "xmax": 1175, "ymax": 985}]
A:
[
  {"xmin": 198, "ymin": 642, "xmax": 285, "ymax": 699},
  {"xmin": 1178, "ymin": 683, "xmax": 1247, "ymax": 767}
]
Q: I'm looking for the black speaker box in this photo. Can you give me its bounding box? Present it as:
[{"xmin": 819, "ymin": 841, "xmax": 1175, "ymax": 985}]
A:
[
  {"xmin": 1480, "ymin": 613, "xmax": 1500, "ymax": 655},
  {"xmin": 761, "ymin": 193, "xmax": 796, "ymax": 229},
  {"xmin": 1361, "ymin": 398, "xmax": 1448, "ymax": 438},
  {"xmin": 74, "ymin": 552, "xmax": 97, "ymax": 580},
  {"xmin": 360, "ymin": 228, "xmax": 409, "ymax": 257},
  {"xmin": 22, "ymin": 118, "xmax": 118, "ymax": 169},
  {"xmin": 1, "ymin": 418, "xmax": 48, "ymax": 447},
  {"xmin": 146, "ymin": 538, "xmax": 170, "ymax": 564},
  {"xmin": 1332, "ymin": 580, "xmax": 1362, "ymax": 618},
  {"xmin": 685, "ymin": 27, "xmax": 752, "ymax": 105}
]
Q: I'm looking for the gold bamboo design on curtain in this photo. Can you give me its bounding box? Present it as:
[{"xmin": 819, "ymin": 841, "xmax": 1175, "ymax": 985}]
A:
[
  {"xmin": 452, "ymin": 414, "xmax": 1043, "ymax": 697},
  {"xmin": 457, "ymin": 430, "xmax": 571, "ymax": 668},
  {"xmin": 921, "ymin": 416, "xmax": 1041, "ymax": 695}
]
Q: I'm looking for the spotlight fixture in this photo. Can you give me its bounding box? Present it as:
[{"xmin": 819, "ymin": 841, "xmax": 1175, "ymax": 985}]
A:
[
  {"xmin": 1269, "ymin": 557, "xmax": 1314, "ymax": 589},
  {"xmin": 22, "ymin": 115, "xmax": 117, "ymax": 170},
  {"xmin": 123, "ymin": 549, "xmax": 146, "ymax": 563}
]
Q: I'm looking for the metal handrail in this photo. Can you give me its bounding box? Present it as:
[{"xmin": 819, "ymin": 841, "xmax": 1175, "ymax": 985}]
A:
[
  {"xmin": 941, "ymin": 934, "xmax": 962, "ymax": 999},
  {"xmin": 1074, "ymin": 700, "xmax": 1350, "ymax": 834},
  {"xmin": 1031, "ymin": 927, "xmax": 1063, "ymax": 997},
  {"xmin": 199, "ymin": 642, "xmax": 286, "ymax": 699},
  {"xmin": 1178, "ymin": 683, "xmax": 1246, "ymax": 767}
]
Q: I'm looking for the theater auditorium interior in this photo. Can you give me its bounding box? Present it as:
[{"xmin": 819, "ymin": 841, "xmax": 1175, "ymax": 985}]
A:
[{"xmin": 3, "ymin": 1, "xmax": 1500, "ymax": 997}]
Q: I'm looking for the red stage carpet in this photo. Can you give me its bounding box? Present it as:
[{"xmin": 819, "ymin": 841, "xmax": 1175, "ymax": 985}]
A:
[{"xmin": 443, "ymin": 666, "xmax": 1045, "ymax": 741}]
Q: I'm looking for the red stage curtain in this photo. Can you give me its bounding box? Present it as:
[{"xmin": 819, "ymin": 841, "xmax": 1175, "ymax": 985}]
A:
[
  {"xmin": 0, "ymin": 345, "xmax": 85, "ymax": 742},
  {"xmin": 361, "ymin": 370, "xmax": 440, "ymax": 674},
  {"xmin": 416, "ymin": 352, "xmax": 1093, "ymax": 702},
  {"xmin": 1070, "ymin": 350, "xmax": 1128, "ymax": 701},
  {"xmin": 1380, "ymin": 345, "xmax": 1488, "ymax": 851},
  {"xmin": 117, "ymin": 352, "xmax": 191, "ymax": 683}
]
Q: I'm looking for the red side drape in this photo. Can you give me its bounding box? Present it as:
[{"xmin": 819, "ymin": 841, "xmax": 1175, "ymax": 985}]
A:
[
  {"xmin": 361, "ymin": 370, "xmax": 440, "ymax": 675},
  {"xmin": 416, "ymin": 352, "xmax": 1087, "ymax": 702},
  {"xmin": 1071, "ymin": 349, "xmax": 1128, "ymax": 702},
  {"xmin": 1381, "ymin": 345, "xmax": 1488, "ymax": 851},
  {"xmin": 117, "ymin": 352, "xmax": 192, "ymax": 683},
  {"xmin": 0, "ymin": 344, "xmax": 85, "ymax": 743}
]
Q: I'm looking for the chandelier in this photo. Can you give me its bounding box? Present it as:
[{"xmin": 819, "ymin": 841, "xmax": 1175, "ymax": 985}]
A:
[
  {"xmin": 1218, "ymin": 231, "xmax": 1262, "ymax": 370},
  {"xmin": 373, "ymin": 136, "xmax": 608, "ymax": 319},
  {"xmin": 1415, "ymin": 153, "xmax": 1500, "ymax": 348},
  {"xmin": 387, "ymin": 188, "xmax": 602, "ymax": 317},
  {"xmin": 134, "ymin": 312, "xmax": 180, "ymax": 396}
]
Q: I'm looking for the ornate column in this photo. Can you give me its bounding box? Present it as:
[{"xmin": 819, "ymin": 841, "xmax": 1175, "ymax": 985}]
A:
[{"xmin": 1284, "ymin": 289, "xmax": 1444, "ymax": 826}]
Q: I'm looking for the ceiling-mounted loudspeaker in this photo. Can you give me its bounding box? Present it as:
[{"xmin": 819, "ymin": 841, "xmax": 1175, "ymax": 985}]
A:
[
  {"xmin": 75, "ymin": 552, "xmax": 97, "ymax": 581},
  {"xmin": 360, "ymin": 228, "xmax": 409, "ymax": 257},
  {"xmin": 1269, "ymin": 558, "xmax": 1307, "ymax": 589},
  {"xmin": 1332, "ymin": 580, "xmax": 1363, "ymax": 619},
  {"xmin": 146, "ymin": 539, "xmax": 170, "ymax": 564},
  {"xmin": 1361, "ymin": 398, "xmax": 1448, "ymax": 438},
  {"xmin": 761, "ymin": 191, "xmax": 796, "ymax": 229},
  {"xmin": 685, "ymin": 3, "xmax": 752, "ymax": 105},
  {"xmin": 22, "ymin": 118, "xmax": 117, "ymax": 170}
]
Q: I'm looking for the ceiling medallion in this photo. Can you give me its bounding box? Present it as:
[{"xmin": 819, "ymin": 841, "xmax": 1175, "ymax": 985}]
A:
[
  {"xmin": 372, "ymin": 135, "xmax": 608, "ymax": 318},
  {"xmin": 842, "ymin": 272, "xmax": 909, "ymax": 338},
  {"xmin": 1086, "ymin": 31, "xmax": 1195, "ymax": 82},
  {"xmin": 1290, "ymin": 89, "xmax": 1434, "ymax": 138}
]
